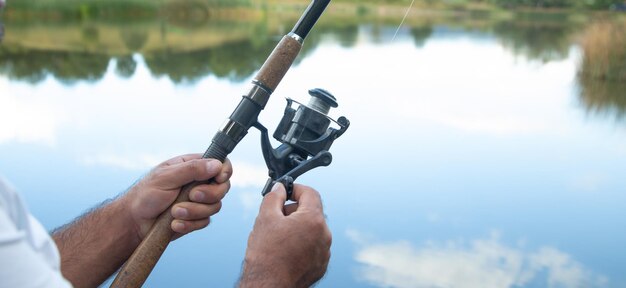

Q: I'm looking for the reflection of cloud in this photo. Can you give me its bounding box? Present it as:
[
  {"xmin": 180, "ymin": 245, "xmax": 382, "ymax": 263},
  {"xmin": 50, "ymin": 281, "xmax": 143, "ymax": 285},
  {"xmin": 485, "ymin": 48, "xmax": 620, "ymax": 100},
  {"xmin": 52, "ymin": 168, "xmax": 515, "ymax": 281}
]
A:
[
  {"xmin": 348, "ymin": 231, "xmax": 607, "ymax": 288},
  {"xmin": 568, "ymin": 173, "xmax": 606, "ymax": 193},
  {"xmin": 294, "ymin": 39, "xmax": 575, "ymax": 137},
  {"xmin": 528, "ymin": 247, "xmax": 600, "ymax": 288},
  {"xmin": 231, "ymin": 162, "xmax": 266, "ymax": 215},
  {"xmin": 229, "ymin": 161, "xmax": 268, "ymax": 188},
  {"xmin": 0, "ymin": 79, "xmax": 66, "ymax": 145},
  {"xmin": 237, "ymin": 189, "xmax": 262, "ymax": 216},
  {"xmin": 80, "ymin": 153, "xmax": 163, "ymax": 170}
]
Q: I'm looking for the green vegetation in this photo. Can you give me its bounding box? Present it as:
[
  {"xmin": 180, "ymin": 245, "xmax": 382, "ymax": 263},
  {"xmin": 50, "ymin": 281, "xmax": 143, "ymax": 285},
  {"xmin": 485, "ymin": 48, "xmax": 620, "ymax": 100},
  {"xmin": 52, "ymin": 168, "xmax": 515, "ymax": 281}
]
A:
[
  {"xmin": 0, "ymin": 1, "xmax": 596, "ymax": 84},
  {"xmin": 483, "ymin": 0, "xmax": 623, "ymax": 9},
  {"xmin": 579, "ymin": 19, "xmax": 626, "ymax": 81},
  {"xmin": 579, "ymin": 77, "xmax": 626, "ymax": 121},
  {"xmin": 577, "ymin": 18, "xmax": 626, "ymax": 121},
  {"xmin": 1, "ymin": 0, "xmax": 624, "ymax": 20},
  {"xmin": 335, "ymin": 0, "xmax": 625, "ymax": 10}
]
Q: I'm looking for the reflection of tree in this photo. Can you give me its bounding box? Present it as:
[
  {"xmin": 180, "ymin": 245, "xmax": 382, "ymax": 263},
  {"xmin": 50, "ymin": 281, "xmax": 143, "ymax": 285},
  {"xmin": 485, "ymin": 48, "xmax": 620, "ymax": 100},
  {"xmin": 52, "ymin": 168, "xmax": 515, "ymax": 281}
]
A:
[
  {"xmin": 493, "ymin": 14, "xmax": 578, "ymax": 62},
  {"xmin": 294, "ymin": 23, "xmax": 358, "ymax": 63},
  {"xmin": 82, "ymin": 25, "xmax": 100, "ymax": 43},
  {"xmin": 115, "ymin": 55, "xmax": 137, "ymax": 78},
  {"xmin": 142, "ymin": 23, "xmax": 357, "ymax": 84},
  {"xmin": 120, "ymin": 29, "xmax": 149, "ymax": 52},
  {"xmin": 0, "ymin": 22, "xmax": 5, "ymax": 43},
  {"xmin": 1, "ymin": 10, "xmax": 585, "ymax": 84},
  {"xmin": 411, "ymin": 25, "xmax": 433, "ymax": 47},
  {"xmin": 207, "ymin": 39, "xmax": 275, "ymax": 81},
  {"xmin": 143, "ymin": 37, "xmax": 277, "ymax": 83},
  {"xmin": 578, "ymin": 76, "xmax": 626, "ymax": 121},
  {"xmin": 329, "ymin": 25, "xmax": 359, "ymax": 47},
  {"xmin": 0, "ymin": 48, "xmax": 109, "ymax": 83},
  {"xmin": 144, "ymin": 49, "xmax": 212, "ymax": 83}
]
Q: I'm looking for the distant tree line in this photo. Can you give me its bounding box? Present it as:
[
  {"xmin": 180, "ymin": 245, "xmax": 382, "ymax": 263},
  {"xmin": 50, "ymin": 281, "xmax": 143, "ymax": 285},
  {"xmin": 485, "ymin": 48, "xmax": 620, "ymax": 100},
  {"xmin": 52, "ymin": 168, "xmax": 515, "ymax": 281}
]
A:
[
  {"xmin": 468, "ymin": 0, "xmax": 624, "ymax": 9},
  {"xmin": 333, "ymin": 0, "xmax": 623, "ymax": 9}
]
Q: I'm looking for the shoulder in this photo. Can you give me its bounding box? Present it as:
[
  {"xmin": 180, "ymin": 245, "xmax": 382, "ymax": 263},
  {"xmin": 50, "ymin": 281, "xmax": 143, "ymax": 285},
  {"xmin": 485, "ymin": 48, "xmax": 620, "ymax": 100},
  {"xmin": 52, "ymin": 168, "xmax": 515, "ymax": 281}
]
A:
[
  {"xmin": 0, "ymin": 176, "xmax": 73, "ymax": 287},
  {"xmin": 0, "ymin": 176, "xmax": 27, "ymax": 227}
]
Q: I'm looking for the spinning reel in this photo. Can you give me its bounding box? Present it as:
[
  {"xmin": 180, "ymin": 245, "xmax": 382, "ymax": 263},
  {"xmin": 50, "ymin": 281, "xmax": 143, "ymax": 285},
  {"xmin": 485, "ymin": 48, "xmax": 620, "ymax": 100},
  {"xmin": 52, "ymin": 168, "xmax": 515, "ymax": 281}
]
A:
[{"xmin": 254, "ymin": 88, "xmax": 350, "ymax": 198}]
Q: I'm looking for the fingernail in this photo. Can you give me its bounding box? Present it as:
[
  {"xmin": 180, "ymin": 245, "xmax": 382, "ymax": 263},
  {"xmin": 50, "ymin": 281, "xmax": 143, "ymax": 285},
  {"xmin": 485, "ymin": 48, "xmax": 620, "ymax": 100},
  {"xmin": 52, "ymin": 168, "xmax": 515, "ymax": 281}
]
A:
[
  {"xmin": 271, "ymin": 182, "xmax": 282, "ymax": 192},
  {"xmin": 174, "ymin": 207, "xmax": 188, "ymax": 218},
  {"xmin": 173, "ymin": 221, "xmax": 185, "ymax": 232},
  {"xmin": 191, "ymin": 191, "xmax": 205, "ymax": 202}
]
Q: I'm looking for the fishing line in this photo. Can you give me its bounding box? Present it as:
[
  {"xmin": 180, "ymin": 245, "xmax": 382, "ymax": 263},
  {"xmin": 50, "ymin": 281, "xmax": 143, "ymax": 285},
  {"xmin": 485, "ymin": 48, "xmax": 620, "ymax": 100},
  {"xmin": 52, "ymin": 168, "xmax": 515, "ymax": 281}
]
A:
[{"xmin": 391, "ymin": 0, "xmax": 416, "ymax": 41}]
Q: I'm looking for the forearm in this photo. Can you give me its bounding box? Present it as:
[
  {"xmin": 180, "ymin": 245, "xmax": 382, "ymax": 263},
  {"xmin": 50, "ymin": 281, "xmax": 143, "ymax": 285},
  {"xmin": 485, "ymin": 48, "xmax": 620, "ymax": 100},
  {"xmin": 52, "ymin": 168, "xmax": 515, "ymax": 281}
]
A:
[{"xmin": 52, "ymin": 197, "xmax": 139, "ymax": 288}]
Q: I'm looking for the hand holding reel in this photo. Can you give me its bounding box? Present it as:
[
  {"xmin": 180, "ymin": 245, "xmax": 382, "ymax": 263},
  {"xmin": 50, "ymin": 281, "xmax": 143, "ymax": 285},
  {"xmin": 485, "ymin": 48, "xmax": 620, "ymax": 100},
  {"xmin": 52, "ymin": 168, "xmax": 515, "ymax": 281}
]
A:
[{"xmin": 254, "ymin": 88, "xmax": 350, "ymax": 198}]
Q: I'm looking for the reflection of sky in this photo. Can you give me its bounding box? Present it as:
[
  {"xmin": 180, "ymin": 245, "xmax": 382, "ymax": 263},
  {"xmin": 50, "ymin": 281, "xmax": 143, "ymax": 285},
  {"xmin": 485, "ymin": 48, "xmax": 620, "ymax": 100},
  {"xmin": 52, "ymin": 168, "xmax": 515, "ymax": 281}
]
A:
[
  {"xmin": 1, "ymin": 26, "xmax": 626, "ymax": 287},
  {"xmin": 348, "ymin": 231, "xmax": 608, "ymax": 288}
]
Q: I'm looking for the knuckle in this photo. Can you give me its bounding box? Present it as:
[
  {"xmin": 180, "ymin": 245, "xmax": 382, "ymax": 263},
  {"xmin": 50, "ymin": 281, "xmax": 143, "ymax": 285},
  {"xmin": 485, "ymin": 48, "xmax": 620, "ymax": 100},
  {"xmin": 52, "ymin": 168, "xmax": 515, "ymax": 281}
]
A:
[
  {"xmin": 204, "ymin": 189, "xmax": 221, "ymax": 203},
  {"xmin": 198, "ymin": 219, "xmax": 210, "ymax": 229},
  {"xmin": 149, "ymin": 169, "xmax": 166, "ymax": 181},
  {"xmin": 190, "ymin": 159, "xmax": 205, "ymax": 174},
  {"xmin": 310, "ymin": 214, "xmax": 328, "ymax": 232},
  {"xmin": 214, "ymin": 201, "xmax": 223, "ymax": 212},
  {"xmin": 264, "ymin": 191, "xmax": 280, "ymax": 202}
]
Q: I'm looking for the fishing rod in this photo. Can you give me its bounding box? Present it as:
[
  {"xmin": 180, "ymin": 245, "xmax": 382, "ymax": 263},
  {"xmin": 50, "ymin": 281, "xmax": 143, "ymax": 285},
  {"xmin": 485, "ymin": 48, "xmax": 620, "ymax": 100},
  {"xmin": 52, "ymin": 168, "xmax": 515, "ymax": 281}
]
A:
[{"xmin": 110, "ymin": 1, "xmax": 343, "ymax": 287}]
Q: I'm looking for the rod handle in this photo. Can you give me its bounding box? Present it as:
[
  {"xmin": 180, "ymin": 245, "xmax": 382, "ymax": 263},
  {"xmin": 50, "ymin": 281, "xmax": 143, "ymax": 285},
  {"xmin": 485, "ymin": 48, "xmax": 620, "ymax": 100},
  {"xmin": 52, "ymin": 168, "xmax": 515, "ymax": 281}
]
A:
[{"xmin": 110, "ymin": 145, "xmax": 226, "ymax": 288}]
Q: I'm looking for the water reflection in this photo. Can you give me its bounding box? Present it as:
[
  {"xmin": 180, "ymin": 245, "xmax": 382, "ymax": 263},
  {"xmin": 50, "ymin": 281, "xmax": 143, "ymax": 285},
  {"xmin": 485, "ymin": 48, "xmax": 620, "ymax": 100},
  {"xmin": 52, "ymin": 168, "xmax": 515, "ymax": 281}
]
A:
[
  {"xmin": 493, "ymin": 13, "xmax": 580, "ymax": 62},
  {"xmin": 410, "ymin": 25, "xmax": 433, "ymax": 47},
  {"xmin": 578, "ymin": 78, "xmax": 626, "ymax": 122},
  {"xmin": 143, "ymin": 39, "xmax": 277, "ymax": 83},
  {"xmin": 349, "ymin": 231, "xmax": 608, "ymax": 288},
  {"xmin": 0, "ymin": 10, "xmax": 589, "ymax": 84}
]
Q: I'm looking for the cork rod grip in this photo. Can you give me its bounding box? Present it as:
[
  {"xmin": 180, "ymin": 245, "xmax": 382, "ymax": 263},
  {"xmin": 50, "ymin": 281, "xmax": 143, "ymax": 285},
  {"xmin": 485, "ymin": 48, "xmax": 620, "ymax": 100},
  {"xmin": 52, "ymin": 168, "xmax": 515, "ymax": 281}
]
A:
[{"xmin": 255, "ymin": 35, "xmax": 302, "ymax": 91}]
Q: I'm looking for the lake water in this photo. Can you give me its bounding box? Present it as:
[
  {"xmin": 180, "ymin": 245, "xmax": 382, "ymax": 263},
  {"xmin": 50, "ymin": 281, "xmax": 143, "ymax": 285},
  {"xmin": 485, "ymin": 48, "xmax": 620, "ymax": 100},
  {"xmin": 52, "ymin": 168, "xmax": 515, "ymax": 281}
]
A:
[{"xmin": 1, "ymin": 6, "xmax": 625, "ymax": 288}]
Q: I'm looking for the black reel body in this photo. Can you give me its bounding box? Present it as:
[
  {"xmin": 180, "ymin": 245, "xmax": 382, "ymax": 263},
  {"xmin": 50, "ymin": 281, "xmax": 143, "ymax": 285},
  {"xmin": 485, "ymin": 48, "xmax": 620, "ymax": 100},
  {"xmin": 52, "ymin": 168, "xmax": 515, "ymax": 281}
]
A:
[{"xmin": 254, "ymin": 88, "xmax": 349, "ymax": 198}]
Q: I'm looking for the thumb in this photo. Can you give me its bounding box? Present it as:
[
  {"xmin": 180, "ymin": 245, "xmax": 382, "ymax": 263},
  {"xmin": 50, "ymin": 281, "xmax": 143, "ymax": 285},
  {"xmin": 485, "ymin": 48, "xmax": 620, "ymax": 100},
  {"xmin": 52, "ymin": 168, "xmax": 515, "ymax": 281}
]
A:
[{"xmin": 259, "ymin": 183, "xmax": 287, "ymax": 217}]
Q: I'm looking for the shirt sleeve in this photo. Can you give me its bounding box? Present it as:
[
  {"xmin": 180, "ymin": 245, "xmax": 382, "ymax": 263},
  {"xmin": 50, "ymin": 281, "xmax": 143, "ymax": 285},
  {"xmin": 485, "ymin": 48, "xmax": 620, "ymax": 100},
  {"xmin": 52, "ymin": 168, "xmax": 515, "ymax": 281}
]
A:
[{"xmin": 0, "ymin": 177, "xmax": 73, "ymax": 288}]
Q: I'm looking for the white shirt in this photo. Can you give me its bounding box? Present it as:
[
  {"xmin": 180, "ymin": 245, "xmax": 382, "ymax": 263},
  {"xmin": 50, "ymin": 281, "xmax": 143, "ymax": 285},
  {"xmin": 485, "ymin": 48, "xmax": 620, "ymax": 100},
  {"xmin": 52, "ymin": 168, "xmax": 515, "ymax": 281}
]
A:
[{"xmin": 0, "ymin": 176, "xmax": 73, "ymax": 288}]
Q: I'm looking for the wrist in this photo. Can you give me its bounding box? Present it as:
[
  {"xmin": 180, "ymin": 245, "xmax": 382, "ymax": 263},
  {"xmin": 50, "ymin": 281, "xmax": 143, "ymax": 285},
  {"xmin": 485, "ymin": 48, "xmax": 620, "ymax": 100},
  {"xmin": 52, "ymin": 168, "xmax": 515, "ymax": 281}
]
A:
[
  {"xmin": 114, "ymin": 193, "xmax": 143, "ymax": 247},
  {"xmin": 239, "ymin": 256, "xmax": 295, "ymax": 288}
]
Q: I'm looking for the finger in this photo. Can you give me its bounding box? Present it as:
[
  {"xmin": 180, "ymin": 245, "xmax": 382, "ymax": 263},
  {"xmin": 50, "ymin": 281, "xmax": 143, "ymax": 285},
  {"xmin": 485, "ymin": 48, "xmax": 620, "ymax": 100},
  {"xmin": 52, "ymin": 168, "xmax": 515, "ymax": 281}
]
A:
[
  {"xmin": 155, "ymin": 159, "xmax": 222, "ymax": 187},
  {"xmin": 259, "ymin": 183, "xmax": 287, "ymax": 217},
  {"xmin": 284, "ymin": 202, "xmax": 299, "ymax": 216},
  {"xmin": 172, "ymin": 201, "xmax": 222, "ymax": 221},
  {"xmin": 290, "ymin": 184, "xmax": 323, "ymax": 212},
  {"xmin": 214, "ymin": 158, "xmax": 233, "ymax": 184},
  {"xmin": 160, "ymin": 153, "xmax": 203, "ymax": 166},
  {"xmin": 171, "ymin": 218, "xmax": 210, "ymax": 234},
  {"xmin": 188, "ymin": 182, "xmax": 230, "ymax": 204}
]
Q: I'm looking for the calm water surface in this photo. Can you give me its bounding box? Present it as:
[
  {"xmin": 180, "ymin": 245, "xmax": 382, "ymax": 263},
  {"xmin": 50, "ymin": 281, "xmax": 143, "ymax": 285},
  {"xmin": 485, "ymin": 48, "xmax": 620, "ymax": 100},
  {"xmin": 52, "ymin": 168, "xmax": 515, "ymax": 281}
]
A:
[{"xmin": 1, "ymin": 8, "xmax": 625, "ymax": 288}]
